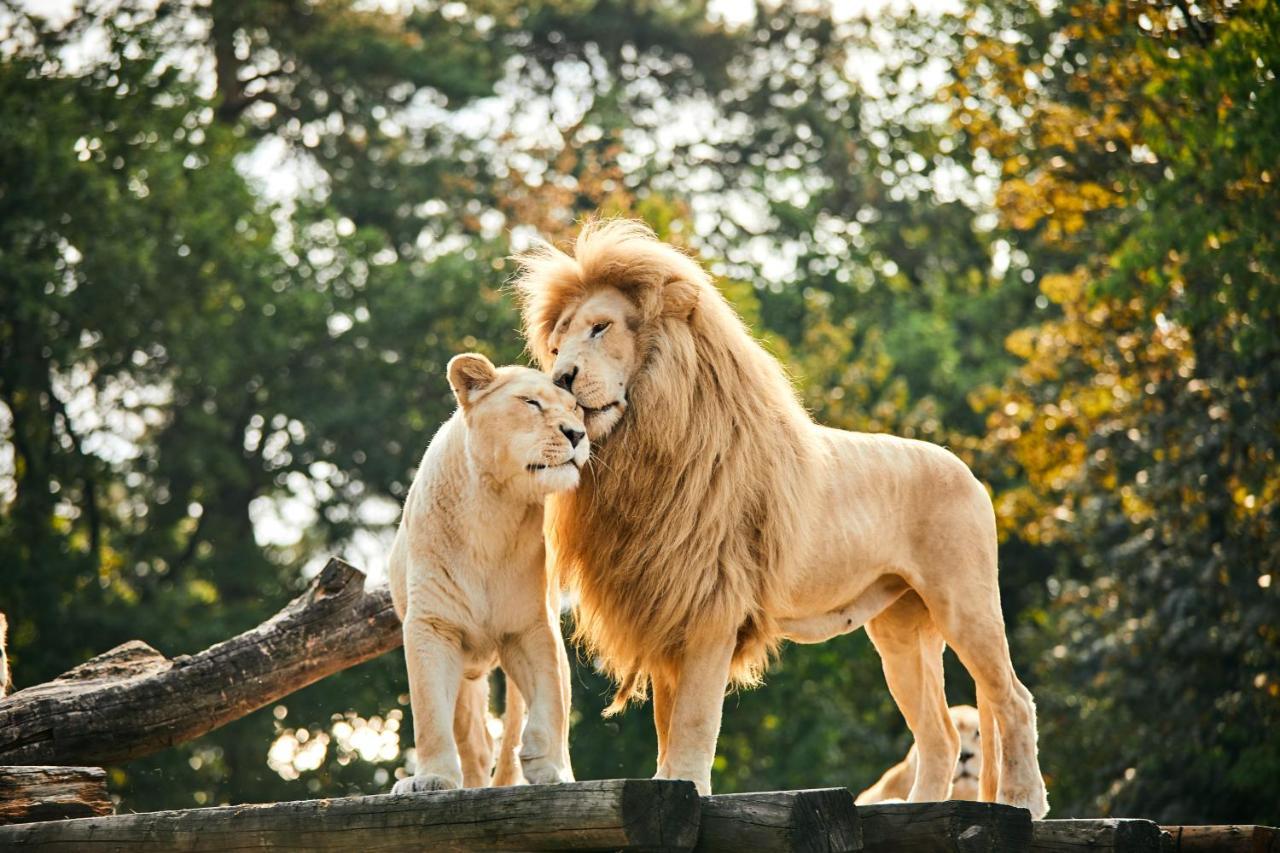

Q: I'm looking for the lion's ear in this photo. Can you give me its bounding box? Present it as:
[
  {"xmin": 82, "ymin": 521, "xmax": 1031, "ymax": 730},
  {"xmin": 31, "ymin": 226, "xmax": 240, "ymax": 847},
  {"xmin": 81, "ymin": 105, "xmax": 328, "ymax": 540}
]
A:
[
  {"xmin": 662, "ymin": 277, "xmax": 698, "ymax": 320},
  {"xmin": 447, "ymin": 352, "xmax": 498, "ymax": 410}
]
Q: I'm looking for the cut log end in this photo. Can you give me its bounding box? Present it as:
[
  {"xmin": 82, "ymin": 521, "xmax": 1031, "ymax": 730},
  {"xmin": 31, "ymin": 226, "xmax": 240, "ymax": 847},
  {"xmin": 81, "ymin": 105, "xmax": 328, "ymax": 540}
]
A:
[{"xmin": 0, "ymin": 765, "xmax": 113, "ymax": 826}]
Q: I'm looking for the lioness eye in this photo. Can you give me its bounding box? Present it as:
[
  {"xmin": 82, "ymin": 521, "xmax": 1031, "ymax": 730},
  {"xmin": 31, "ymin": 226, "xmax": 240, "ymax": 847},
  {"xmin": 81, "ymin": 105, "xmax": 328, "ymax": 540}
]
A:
[
  {"xmin": 524, "ymin": 398, "xmax": 542, "ymax": 411},
  {"xmin": 591, "ymin": 322, "xmax": 610, "ymax": 337},
  {"xmin": 550, "ymin": 348, "xmax": 559, "ymax": 356}
]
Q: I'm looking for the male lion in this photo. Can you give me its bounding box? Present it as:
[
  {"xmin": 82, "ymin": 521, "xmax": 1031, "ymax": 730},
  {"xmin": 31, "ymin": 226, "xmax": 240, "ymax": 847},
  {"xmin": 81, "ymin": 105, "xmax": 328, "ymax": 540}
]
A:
[
  {"xmin": 856, "ymin": 705, "xmax": 983, "ymax": 804},
  {"xmin": 514, "ymin": 220, "xmax": 1049, "ymax": 817},
  {"xmin": 387, "ymin": 353, "xmax": 584, "ymax": 792}
]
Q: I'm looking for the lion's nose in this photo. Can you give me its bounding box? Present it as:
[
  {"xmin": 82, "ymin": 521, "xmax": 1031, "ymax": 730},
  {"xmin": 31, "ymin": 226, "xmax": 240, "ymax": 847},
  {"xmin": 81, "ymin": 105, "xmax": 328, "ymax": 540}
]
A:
[
  {"xmin": 959, "ymin": 750, "xmax": 975, "ymax": 763},
  {"xmin": 560, "ymin": 425, "xmax": 585, "ymax": 448},
  {"xmin": 554, "ymin": 365, "xmax": 578, "ymax": 393}
]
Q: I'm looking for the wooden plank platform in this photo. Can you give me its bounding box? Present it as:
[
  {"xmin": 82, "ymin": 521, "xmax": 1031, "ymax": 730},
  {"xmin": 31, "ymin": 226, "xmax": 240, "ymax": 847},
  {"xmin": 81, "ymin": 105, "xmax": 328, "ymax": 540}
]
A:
[
  {"xmin": 859, "ymin": 801, "xmax": 1033, "ymax": 853},
  {"xmin": 0, "ymin": 765, "xmax": 113, "ymax": 826},
  {"xmin": 1033, "ymin": 819, "xmax": 1162, "ymax": 853},
  {"xmin": 697, "ymin": 788, "xmax": 862, "ymax": 853},
  {"xmin": 0, "ymin": 779, "xmax": 702, "ymax": 852},
  {"xmin": 1161, "ymin": 825, "xmax": 1278, "ymax": 853}
]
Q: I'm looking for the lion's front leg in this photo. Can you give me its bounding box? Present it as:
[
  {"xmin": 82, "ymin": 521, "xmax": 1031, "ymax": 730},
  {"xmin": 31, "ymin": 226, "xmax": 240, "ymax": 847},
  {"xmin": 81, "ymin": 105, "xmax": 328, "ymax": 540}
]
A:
[{"xmin": 654, "ymin": 633, "xmax": 735, "ymax": 796}]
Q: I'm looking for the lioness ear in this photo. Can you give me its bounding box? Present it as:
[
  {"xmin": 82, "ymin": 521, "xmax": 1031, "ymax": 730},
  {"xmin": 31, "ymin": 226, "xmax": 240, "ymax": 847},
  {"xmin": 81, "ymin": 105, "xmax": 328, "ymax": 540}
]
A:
[
  {"xmin": 662, "ymin": 277, "xmax": 698, "ymax": 320},
  {"xmin": 447, "ymin": 353, "xmax": 498, "ymax": 410}
]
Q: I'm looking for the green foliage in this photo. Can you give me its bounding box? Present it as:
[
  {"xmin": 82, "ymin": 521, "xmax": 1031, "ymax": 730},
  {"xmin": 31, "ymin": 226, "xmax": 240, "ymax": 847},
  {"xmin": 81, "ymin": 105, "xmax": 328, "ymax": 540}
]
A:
[{"xmin": 1, "ymin": 0, "xmax": 1274, "ymax": 824}]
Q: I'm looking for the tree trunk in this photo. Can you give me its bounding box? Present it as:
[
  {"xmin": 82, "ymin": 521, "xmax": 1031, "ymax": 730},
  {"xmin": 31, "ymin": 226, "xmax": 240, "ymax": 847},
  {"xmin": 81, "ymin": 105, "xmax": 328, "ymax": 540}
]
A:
[{"xmin": 0, "ymin": 558, "xmax": 401, "ymax": 767}]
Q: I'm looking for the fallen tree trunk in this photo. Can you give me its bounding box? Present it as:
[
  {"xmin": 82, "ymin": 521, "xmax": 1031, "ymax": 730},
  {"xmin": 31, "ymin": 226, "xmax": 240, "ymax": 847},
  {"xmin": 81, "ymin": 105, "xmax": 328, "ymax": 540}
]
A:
[
  {"xmin": 0, "ymin": 779, "xmax": 703, "ymax": 852},
  {"xmin": 0, "ymin": 558, "xmax": 401, "ymax": 767},
  {"xmin": 0, "ymin": 766, "xmax": 113, "ymax": 825}
]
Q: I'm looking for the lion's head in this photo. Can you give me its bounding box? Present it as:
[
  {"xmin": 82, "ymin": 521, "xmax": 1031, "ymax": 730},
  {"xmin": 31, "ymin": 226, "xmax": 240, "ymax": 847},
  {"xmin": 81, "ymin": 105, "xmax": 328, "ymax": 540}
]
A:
[
  {"xmin": 446, "ymin": 353, "xmax": 589, "ymax": 498},
  {"xmin": 512, "ymin": 220, "xmax": 820, "ymax": 706},
  {"xmin": 513, "ymin": 220, "xmax": 702, "ymax": 440}
]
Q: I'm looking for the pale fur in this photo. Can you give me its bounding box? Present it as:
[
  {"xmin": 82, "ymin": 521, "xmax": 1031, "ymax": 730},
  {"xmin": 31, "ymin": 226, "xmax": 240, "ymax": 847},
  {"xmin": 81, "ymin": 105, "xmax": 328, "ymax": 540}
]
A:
[
  {"xmin": 386, "ymin": 353, "xmax": 584, "ymax": 793},
  {"xmin": 856, "ymin": 705, "xmax": 983, "ymax": 804},
  {"xmin": 0, "ymin": 612, "xmax": 9, "ymax": 696},
  {"xmin": 513, "ymin": 219, "xmax": 1049, "ymax": 817}
]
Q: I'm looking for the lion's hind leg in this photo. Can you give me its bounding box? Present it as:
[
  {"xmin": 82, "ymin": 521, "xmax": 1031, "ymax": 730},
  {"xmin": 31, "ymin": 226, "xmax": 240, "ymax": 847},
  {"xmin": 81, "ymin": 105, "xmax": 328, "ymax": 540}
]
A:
[
  {"xmin": 918, "ymin": 583, "xmax": 1048, "ymax": 818},
  {"xmin": 976, "ymin": 686, "xmax": 1001, "ymax": 802},
  {"xmin": 865, "ymin": 591, "xmax": 959, "ymax": 803}
]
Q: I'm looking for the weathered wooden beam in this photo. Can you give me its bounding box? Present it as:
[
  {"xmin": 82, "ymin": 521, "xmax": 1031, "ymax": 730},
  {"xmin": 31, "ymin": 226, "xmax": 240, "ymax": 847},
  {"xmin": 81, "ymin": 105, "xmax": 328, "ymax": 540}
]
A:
[
  {"xmin": 1033, "ymin": 820, "xmax": 1162, "ymax": 853},
  {"xmin": 859, "ymin": 801, "xmax": 1033, "ymax": 853},
  {"xmin": 0, "ymin": 779, "xmax": 702, "ymax": 852},
  {"xmin": 0, "ymin": 766, "xmax": 113, "ymax": 826},
  {"xmin": 1160, "ymin": 825, "xmax": 1278, "ymax": 853},
  {"xmin": 0, "ymin": 558, "xmax": 401, "ymax": 767},
  {"xmin": 696, "ymin": 788, "xmax": 862, "ymax": 852}
]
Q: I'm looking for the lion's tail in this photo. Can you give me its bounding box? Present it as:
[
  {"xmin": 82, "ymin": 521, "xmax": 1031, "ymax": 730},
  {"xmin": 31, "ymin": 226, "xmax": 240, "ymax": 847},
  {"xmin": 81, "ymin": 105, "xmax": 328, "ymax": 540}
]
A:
[{"xmin": 603, "ymin": 670, "xmax": 648, "ymax": 717}]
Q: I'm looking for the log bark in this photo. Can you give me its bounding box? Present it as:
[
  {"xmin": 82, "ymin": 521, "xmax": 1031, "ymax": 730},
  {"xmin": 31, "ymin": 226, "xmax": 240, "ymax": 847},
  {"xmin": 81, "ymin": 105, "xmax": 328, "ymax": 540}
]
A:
[
  {"xmin": 0, "ymin": 558, "xmax": 401, "ymax": 767},
  {"xmin": 1160, "ymin": 825, "xmax": 1278, "ymax": 853},
  {"xmin": 1033, "ymin": 820, "xmax": 1162, "ymax": 853},
  {"xmin": 0, "ymin": 766, "xmax": 112, "ymax": 825},
  {"xmin": 696, "ymin": 788, "xmax": 862, "ymax": 852},
  {"xmin": 859, "ymin": 801, "xmax": 1033, "ymax": 853},
  {"xmin": 0, "ymin": 779, "xmax": 703, "ymax": 852}
]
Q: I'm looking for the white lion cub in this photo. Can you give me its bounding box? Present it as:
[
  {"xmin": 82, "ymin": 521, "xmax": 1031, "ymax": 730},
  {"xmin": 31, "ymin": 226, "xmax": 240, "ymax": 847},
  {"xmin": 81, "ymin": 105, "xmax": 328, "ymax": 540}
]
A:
[{"xmin": 388, "ymin": 353, "xmax": 586, "ymax": 792}]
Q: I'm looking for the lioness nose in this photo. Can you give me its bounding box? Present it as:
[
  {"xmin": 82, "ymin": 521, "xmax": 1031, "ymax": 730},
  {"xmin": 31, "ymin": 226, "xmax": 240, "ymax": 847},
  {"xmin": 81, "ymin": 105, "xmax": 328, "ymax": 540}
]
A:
[
  {"xmin": 554, "ymin": 365, "xmax": 578, "ymax": 392},
  {"xmin": 959, "ymin": 750, "xmax": 975, "ymax": 763},
  {"xmin": 560, "ymin": 425, "xmax": 585, "ymax": 448}
]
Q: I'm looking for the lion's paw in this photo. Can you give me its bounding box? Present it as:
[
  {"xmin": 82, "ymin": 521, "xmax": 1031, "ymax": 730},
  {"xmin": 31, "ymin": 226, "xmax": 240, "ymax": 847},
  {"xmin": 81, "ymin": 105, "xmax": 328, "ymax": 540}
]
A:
[{"xmin": 392, "ymin": 773, "xmax": 459, "ymax": 795}]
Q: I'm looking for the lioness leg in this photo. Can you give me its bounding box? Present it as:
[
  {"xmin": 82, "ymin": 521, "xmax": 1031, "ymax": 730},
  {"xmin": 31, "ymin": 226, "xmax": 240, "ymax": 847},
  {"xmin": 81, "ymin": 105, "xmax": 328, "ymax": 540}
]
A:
[
  {"xmin": 865, "ymin": 591, "xmax": 958, "ymax": 802},
  {"xmin": 454, "ymin": 674, "xmax": 495, "ymax": 787},
  {"xmin": 394, "ymin": 614, "xmax": 465, "ymax": 793},
  {"xmin": 493, "ymin": 675, "xmax": 526, "ymax": 787},
  {"xmin": 655, "ymin": 633, "xmax": 735, "ymax": 795},
  {"xmin": 920, "ymin": 586, "xmax": 1048, "ymax": 818},
  {"xmin": 500, "ymin": 619, "xmax": 574, "ymax": 785}
]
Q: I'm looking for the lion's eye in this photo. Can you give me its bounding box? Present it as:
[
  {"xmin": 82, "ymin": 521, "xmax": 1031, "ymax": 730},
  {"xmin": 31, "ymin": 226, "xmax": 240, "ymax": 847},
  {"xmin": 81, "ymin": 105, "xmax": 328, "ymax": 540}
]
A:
[
  {"xmin": 523, "ymin": 398, "xmax": 542, "ymax": 411},
  {"xmin": 550, "ymin": 348, "xmax": 559, "ymax": 356},
  {"xmin": 591, "ymin": 322, "xmax": 610, "ymax": 337}
]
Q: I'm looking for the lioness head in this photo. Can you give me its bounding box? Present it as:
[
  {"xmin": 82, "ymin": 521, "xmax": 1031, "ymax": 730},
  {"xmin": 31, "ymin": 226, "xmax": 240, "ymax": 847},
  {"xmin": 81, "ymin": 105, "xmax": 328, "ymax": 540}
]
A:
[
  {"xmin": 950, "ymin": 704, "xmax": 982, "ymax": 800},
  {"xmin": 514, "ymin": 220, "xmax": 703, "ymax": 440},
  {"xmin": 447, "ymin": 353, "xmax": 590, "ymax": 495}
]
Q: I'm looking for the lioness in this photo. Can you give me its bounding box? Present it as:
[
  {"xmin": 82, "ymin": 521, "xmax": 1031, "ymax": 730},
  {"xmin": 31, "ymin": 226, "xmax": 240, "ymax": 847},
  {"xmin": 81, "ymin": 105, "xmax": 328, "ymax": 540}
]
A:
[
  {"xmin": 387, "ymin": 353, "xmax": 584, "ymax": 792},
  {"xmin": 856, "ymin": 705, "xmax": 983, "ymax": 804},
  {"xmin": 514, "ymin": 220, "xmax": 1048, "ymax": 817}
]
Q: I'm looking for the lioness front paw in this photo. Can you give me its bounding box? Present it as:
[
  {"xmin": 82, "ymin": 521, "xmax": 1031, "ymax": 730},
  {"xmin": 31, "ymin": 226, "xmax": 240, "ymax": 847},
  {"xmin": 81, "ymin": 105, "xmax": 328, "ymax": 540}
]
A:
[
  {"xmin": 520, "ymin": 761, "xmax": 574, "ymax": 785},
  {"xmin": 392, "ymin": 773, "xmax": 459, "ymax": 794}
]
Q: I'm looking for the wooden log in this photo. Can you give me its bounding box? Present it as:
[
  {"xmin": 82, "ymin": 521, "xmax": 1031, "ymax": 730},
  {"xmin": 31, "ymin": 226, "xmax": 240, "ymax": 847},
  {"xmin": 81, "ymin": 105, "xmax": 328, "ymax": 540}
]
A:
[
  {"xmin": 0, "ymin": 766, "xmax": 113, "ymax": 825},
  {"xmin": 859, "ymin": 801, "xmax": 1033, "ymax": 853},
  {"xmin": 0, "ymin": 779, "xmax": 702, "ymax": 852},
  {"xmin": 0, "ymin": 558, "xmax": 401, "ymax": 767},
  {"xmin": 1160, "ymin": 825, "xmax": 1278, "ymax": 853},
  {"xmin": 696, "ymin": 788, "xmax": 861, "ymax": 852},
  {"xmin": 1033, "ymin": 820, "xmax": 1163, "ymax": 853}
]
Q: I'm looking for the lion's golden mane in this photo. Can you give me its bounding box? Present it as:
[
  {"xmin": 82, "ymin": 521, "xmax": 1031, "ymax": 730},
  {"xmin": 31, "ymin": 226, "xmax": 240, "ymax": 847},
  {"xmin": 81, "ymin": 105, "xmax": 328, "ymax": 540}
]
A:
[{"xmin": 514, "ymin": 220, "xmax": 822, "ymax": 709}]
